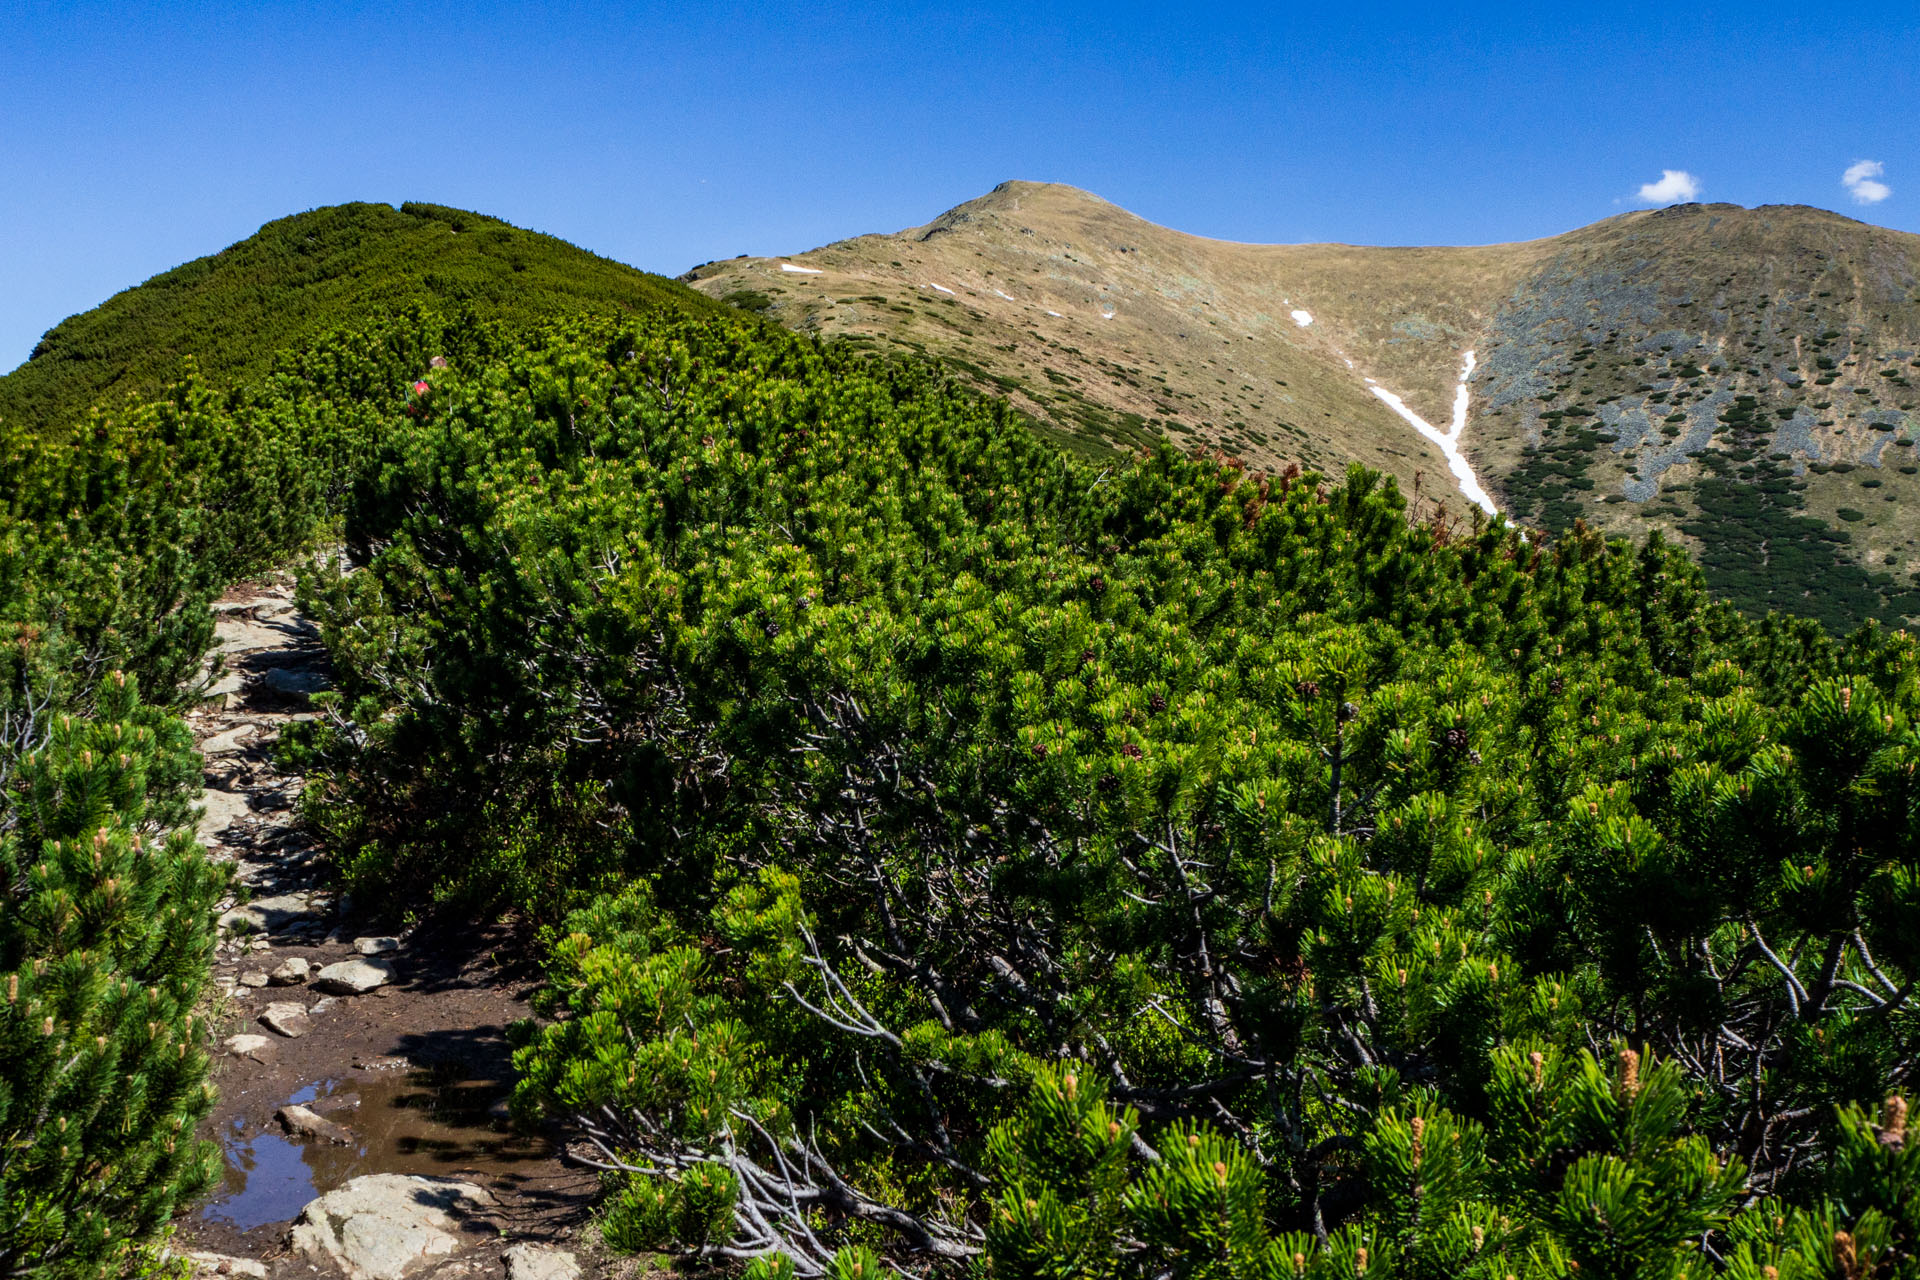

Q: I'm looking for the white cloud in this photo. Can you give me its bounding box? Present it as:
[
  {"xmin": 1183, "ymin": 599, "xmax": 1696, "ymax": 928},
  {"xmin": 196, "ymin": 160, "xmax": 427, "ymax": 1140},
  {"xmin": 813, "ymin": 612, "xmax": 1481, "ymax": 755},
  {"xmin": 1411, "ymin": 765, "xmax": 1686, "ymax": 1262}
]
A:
[
  {"xmin": 1843, "ymin": 160, "xmax": 1891, "ymax": 205},
  {"xmin": 1637, "ymin": 170, "xmax": 1703, "ymax": 204}
]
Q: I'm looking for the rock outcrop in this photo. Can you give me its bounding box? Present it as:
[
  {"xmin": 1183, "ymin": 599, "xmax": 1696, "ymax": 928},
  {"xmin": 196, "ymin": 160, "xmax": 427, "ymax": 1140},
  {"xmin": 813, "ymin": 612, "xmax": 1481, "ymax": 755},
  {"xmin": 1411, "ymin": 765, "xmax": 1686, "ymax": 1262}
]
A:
[{"xmin": 290, "ymin": 1174, "xmax": 495, "ymax": 1280}]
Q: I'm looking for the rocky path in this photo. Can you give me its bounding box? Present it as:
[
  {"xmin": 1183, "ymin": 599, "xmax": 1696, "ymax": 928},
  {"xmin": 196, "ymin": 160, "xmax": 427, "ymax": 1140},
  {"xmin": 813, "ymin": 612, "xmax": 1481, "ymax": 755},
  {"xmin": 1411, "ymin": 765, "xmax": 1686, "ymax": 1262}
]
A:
[{"xmin": 172, "ymin": 575, "xmax": 597, "ymax": 1280}]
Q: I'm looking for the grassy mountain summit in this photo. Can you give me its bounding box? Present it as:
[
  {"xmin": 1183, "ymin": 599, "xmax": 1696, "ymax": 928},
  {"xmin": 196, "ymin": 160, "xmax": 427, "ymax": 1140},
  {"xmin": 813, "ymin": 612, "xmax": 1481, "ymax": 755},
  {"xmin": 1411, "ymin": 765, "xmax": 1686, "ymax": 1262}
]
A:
[
  {"xmin": 684, "ymin": 179, "xmax": 1492, "ymax": 483},
  {"xmin": 684, "ymin": 181, "xmax": 1920, "ymax": 630},
  {"xmin": 0, "ymin": 201, "xmax": 718, "ymax": 436}
]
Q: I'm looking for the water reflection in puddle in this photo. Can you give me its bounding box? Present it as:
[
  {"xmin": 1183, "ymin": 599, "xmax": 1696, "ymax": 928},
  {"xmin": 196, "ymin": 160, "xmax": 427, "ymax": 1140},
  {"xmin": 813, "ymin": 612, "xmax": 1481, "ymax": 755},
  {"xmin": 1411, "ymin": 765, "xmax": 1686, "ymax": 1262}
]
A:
[
  {"xmin": 202, "ymin": 1069, "xmax": 547, "ymax": 1231},
  {"xmin": 204, "ymin": 1132, "xmax": 316, "ymax": 1230}
]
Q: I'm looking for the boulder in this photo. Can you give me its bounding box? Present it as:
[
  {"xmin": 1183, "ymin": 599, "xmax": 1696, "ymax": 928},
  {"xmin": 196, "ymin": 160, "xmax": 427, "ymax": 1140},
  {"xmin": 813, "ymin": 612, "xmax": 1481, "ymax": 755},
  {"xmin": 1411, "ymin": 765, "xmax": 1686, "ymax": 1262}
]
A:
[
  {"xmin": 278, "ymin": 1103, "xmax": 354, "ymax": 1145},
  {"xmin": 290, "ymin": 1174, "xmax": 495, "ymax": 1280},
  {"xmin": 503, "ymin": 1243, "xmax": 582, "ymax": 1280},
  {"xmin": 259, "ymin": 1001, "xmax": 312, "ymax": 1038},
  {"xmin": 314, "ymin": 957, "xmax": 396, "ymax": 995},
  {"xmin": 269, "ymin": 956, "xmax": 312, "ymax": 985},
  {"xmin": 353, "ymin": 935, "xmax": 402, "ymax": 956}
]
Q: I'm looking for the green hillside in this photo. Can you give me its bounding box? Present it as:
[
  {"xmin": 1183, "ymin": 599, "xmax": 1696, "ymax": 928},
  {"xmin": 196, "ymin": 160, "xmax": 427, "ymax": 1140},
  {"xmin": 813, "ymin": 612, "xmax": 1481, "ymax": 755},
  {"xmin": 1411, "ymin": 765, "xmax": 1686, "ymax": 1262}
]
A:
[{"xmin": 0, "ymin": 200, "xmax": 721, "ymax": 435}]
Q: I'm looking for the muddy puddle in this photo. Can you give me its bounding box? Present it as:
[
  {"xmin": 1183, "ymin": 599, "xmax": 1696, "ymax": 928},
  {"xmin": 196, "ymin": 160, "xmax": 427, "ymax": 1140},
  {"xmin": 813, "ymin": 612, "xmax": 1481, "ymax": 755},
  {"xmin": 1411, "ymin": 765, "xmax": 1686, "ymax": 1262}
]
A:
[{"xmin": 202, "ymin": 1068, "xmax": 549, "ymax": 1231}]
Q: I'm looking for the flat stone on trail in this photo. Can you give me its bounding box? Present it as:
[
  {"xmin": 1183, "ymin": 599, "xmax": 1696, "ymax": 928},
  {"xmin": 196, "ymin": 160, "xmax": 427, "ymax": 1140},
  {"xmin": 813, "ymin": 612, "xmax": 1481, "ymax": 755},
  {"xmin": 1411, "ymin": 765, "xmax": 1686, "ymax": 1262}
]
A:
[
  {"xmin": 315, "ymin": 957, "xmax": 397, "ymax": 995},
  {"xmin": 278, "ymin": 1103, "xmax": 355, "ymax": 1145},
  {"xmin": 353, "ymin": 935, "xmax": 402, "ymax": 955},
  {"xmin": 269, "ymin": 956, "xmax": 312, "ymax": 985},
  {"xmin": 184, "ymin": 1252, "xmax": 269, "ymax": 1278},
  {"xmin": 259, "ymin": 1001, "xmax": 312, "ymax": 1038},
  {"xmin": 200, "ymin": 724, "xmax": 258, "ymax": 756},
  {"xmin": 237, "ymin": 970, "xmax": 270, "ymax": 988},
  {"xmin": 197, "ymin": 789, "xmax": 252, "ymax": 842},
  {"xmin": 215, "ymin": 618, "xmax": 300, "ymax": 654},
  {"xmin": 219, "ymin": 891, "xmax": 328, "ymax": 935},
  {"xmin": 222, "ymin": 1033, "xmax": 275, "ymax": 1061},
  {"xmin": 202, "ymin": 670, "xmax": 246, "ymax": 708},
  {"xmin": 503, "ymin": 1243, "xmax": 582, "ymax": 1280},
  {"xmin": 291, "ymin": 1173, "xmax": 496, "ymax": 1280},
  {"xmin": 263, "ymin": 665, "xmax": 330, "ymax": 698}
]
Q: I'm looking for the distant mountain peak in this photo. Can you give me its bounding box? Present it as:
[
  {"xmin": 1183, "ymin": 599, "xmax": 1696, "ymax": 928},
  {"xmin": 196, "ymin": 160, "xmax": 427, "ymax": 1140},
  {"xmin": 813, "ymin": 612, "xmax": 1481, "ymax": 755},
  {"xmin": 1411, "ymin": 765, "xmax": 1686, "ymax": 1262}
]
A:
[
  {"xmin": 911, "ymin": 180, "xmax": 1133, "ymax": 240},
  {"xmin": 690, "ymin": 183, "xmax": 1920, "ymax": 632}
]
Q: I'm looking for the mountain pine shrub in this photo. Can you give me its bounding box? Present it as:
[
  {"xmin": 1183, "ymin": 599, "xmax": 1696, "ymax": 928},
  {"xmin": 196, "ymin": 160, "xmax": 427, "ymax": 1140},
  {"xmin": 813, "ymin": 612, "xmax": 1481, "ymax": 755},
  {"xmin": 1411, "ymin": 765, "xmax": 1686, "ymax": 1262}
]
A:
[
  {"xmin": 0, "ymin": 267, "xmax": 720, "ymax": 1272},
  {"xmin": 0, "ymin": 673, "xmax": 226, "ymax": 1279},
  {"xmin": 10, "ymin": 275, "xmax": 1919, "ymax": 1273},
  {"xmin": 255, "ymin": 312, "xmax": 1920, "ymax": 1274}
]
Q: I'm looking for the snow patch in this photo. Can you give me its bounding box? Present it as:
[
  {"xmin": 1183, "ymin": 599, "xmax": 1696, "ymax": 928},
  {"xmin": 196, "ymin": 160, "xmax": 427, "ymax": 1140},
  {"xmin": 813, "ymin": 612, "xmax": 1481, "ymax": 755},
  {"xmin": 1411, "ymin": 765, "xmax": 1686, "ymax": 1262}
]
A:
[
  {"xmin": 1290, "ymin": 309, "xmax": 1313, "ymax": 327},
  {"xmin": 1366, "ymin": 351, "xmax": 1498, "ymax": 517},
  {"xmin": 928, "ymin": 283, "xmax": 955, "ymax": 295},
  {"xmin": 993, "ymin": 289, "xmax": 1015, "ymax": 301},
  {"xmin": 1045, "ymin": 310, "xmax": 1062, "ymax": 318},
  {"xmin": 779, "ymin": 263, "xmax": 823, "ymax": 274}
]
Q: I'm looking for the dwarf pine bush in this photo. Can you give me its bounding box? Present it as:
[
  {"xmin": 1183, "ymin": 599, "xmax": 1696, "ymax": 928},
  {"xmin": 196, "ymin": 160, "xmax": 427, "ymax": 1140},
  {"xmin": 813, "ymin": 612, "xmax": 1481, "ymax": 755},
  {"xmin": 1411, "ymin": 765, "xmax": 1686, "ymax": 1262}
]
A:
[
  {"xmin": 0, "ymin": 673, "xmax": 227, "ymax": 1278},
  {"xmin": 0, "ymin": 250, "xmax": 721, "ymax": 1272},
  {"xmin": 265, "ymin": 313, "xmax": 1920, "ymax": 1275},
  {"xmin": 9, "ymin": 276, "xmax": 1920, "ymax": 1273}
]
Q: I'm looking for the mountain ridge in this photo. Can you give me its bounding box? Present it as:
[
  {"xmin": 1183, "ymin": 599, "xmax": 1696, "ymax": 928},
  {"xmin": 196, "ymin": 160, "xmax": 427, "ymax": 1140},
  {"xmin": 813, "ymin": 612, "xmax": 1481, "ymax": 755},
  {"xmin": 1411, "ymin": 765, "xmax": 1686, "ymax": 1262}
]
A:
[
  {"xmin": 685, "ymin": 181, "xmax": 1920, "ymax": 630},
  {"xmin": 6, "ymin": 186, "xmax": 1918, "ymax": 632}
]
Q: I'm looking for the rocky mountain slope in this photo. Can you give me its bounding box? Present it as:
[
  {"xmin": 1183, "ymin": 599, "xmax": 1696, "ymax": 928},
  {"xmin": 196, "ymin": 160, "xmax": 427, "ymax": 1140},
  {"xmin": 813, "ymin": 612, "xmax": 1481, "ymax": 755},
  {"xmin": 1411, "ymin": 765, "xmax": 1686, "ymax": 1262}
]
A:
[{"xmin": 684, "ymin": 182, "xmax": 1920, "ymax": 630}]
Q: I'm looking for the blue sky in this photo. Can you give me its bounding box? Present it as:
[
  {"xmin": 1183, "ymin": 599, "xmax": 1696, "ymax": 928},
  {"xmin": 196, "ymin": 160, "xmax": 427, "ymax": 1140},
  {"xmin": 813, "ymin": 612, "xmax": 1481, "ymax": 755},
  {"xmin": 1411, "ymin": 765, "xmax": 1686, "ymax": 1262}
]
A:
[{"xmin": 2, "ymin": 0, "xmax": 1915, "ymax": 373}]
